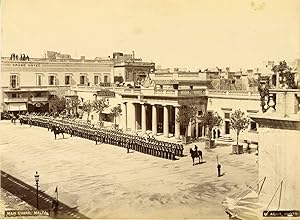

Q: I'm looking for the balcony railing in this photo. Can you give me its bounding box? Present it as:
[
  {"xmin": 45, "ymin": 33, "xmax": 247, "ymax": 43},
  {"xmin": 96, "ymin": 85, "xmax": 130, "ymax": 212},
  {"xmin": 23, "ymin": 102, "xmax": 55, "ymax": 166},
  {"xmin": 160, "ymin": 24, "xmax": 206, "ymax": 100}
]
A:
[
  {"xmin": 208, "ymin": 90, "xmax": 259, "ymax": 96},
  {"xmin": 31, "ymin": 97, "xmax": 48, "ymax": 102},
  {"xmin": 99, "ymin": 82, "xmax": 112, "ymax": 87},
  {"xmin": 123, "ymin": 88, "xmax": 141, "ymax": 94},
  {"xmin": 72, "ymin": 83, "xmax": 114, "ymax": 91},
  {"xmin": 178, "ymin": 89, "xmax": 206, "ymax": 96},
  {"xmin": 3, "ymin": 85, "xmax": 71, "ymax": 92},
  {"xmin": 4, "ymin": 97, "xmax": 28, "ymax": 102},
  {"xmin": 117, "ymin": 88, "xmax": 206, "ymax": 97},
  {"xmin": 166, "ymin": 90, "xmax": 176, "ymax": 95}
]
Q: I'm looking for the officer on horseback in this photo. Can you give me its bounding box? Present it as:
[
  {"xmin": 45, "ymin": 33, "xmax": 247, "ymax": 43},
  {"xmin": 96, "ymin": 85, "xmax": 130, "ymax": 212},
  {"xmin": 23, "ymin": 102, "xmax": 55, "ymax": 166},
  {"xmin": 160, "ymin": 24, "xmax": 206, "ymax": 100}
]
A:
[{"xmin": 194, "ymin": 145, "xmax": 199, "ymax": 156}]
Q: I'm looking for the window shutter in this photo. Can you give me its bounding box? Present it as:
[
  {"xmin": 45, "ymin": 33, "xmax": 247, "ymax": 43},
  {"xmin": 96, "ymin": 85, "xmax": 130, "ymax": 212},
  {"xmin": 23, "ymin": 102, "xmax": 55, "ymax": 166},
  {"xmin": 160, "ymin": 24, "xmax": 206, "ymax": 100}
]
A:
[
  {"xmin": 65, "ymin": 76, "xmax": 69, "ymax": 85},
  {"xmin": 55, "ymin": 77, "xmax": 59, "ymax": 85},
  {"xmin": 36, "ymin": 75, "xmax": 41, "ymax": 86},
  {"xmin": 16, "ymin": 76, "xmax": 20, "ymax": 88},
  {"xmin": 86, "ymin": 76, "xmax": 89, "ymax": 86},
  {"xmin": 10, "ymin": 75, "xmax": 13, "ymax": 87}
]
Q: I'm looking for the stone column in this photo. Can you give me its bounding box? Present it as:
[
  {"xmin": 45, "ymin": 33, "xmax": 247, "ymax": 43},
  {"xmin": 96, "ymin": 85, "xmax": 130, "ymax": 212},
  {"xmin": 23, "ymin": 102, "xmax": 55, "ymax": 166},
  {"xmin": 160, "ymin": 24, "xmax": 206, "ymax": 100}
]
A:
[
  {"xmin": 152, "ymin": 105, "xmax": 157, "ymax": 136},
  {"xmin": 199, "ymin": 124, "xmax": 203, "ymax": 137},
  {"xmin": 121, "ymin": 102, "xmax": 127, "ymax": 131},
  {"xmin": 163, "ymin": 105, "xmax": 169, "ymax": 137},
  {"xmin": 141, "ymin": 103, "xmax": 146, "ymax": 134},
  {"xmin": 187, "ymin": 122, "xmax": 192, "ymax": 137},
  {"xmin": 174, "ymin": 106, "xmax": 180, "ymax": 139},
  {"xmin": 130, "ymin": 103, "xmax": 136, "ymax": 131},
  {"xmin": 195, "ymin": 122, "xmax": 199, "ymax": 138}
]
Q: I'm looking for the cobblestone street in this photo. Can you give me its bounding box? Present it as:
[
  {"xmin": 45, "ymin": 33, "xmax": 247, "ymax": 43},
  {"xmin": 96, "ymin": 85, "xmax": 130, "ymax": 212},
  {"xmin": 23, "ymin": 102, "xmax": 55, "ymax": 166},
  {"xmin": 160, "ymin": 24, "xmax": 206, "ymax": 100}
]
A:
[{"xmin": 0, "ymin": 121, "xmax": 258, "ymax": 219}]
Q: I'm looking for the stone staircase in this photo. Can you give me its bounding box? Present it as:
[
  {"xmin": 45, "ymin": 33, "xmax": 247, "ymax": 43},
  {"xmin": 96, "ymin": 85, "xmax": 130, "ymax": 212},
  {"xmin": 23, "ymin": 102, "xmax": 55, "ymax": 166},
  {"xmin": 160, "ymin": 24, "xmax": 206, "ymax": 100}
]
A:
[{"xmin": 217, "ymin": 135, "xmax": 234, "ymax": 142}]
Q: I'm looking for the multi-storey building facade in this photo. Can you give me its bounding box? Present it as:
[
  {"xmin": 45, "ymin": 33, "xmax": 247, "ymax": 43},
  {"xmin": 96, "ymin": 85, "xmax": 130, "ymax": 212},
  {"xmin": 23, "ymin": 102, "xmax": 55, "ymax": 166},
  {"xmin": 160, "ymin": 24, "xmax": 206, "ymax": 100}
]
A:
[
  {"xmin": 1, "ymin": 52, "xmax": 114, "ymax": 114},
  {"xmin": 1, "ymin": 52, "xmax": 299, "ymax": 146},
  {"xmin": 113, "ymin": 51, "xmax": 155, "ymax": 87},
  {"xmin": 72, "ymin": 69, "xmax": 262, "ymax": 145}
]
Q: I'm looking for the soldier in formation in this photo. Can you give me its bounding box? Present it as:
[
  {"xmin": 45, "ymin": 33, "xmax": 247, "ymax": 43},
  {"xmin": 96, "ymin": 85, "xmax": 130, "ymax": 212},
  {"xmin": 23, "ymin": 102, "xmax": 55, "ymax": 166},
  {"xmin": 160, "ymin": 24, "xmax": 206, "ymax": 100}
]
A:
[{"xmin": 17, "ymin": 113, "xmax": 184, "ymax": 160}]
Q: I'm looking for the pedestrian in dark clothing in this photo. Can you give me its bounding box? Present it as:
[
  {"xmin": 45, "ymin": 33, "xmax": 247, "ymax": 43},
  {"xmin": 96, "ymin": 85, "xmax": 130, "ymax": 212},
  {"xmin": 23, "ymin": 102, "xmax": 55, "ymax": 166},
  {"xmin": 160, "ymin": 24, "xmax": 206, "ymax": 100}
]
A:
[
  {"xmin": 52, "ymin": 199, "xmax": 59, "ymax": 217},
  {"xmin": 126, "ymin": 142, "xmax": 130, "ymax": 153},
  {"xmin": 217, "ymin": 162, "xmax": 221, "ymax": 177}
]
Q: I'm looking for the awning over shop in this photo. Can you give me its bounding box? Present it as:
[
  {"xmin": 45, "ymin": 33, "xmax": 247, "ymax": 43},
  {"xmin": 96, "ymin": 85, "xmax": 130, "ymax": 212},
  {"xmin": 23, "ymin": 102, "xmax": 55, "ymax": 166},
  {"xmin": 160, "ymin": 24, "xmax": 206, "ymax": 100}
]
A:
[{"xmin": 8, "ymin": 103, "xmax": 27, "ymax": 111}]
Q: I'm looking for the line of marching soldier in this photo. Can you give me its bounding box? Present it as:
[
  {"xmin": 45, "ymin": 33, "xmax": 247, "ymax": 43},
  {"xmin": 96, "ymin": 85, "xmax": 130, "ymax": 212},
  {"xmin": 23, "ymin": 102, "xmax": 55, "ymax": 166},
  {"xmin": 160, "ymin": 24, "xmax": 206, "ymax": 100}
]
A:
[{"xmin": 19, "ymin": 114, "xmax": 184, "ymax": 160}]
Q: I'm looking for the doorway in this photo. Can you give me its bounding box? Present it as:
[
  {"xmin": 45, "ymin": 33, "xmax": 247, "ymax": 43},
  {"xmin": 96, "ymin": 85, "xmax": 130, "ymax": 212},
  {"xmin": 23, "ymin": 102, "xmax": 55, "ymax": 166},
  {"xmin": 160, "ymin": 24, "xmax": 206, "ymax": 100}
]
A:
[{"xmin": 225, "ymin": 121, "xmax": 230, "ymax": 134}]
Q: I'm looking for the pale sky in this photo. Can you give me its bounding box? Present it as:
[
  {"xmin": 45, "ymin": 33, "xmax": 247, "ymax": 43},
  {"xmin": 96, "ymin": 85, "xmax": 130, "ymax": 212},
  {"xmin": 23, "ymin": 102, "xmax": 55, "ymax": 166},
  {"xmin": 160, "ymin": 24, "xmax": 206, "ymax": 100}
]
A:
[{"xmin": 1, "ymin": 0, "xmax": 300, "ymax": 69}]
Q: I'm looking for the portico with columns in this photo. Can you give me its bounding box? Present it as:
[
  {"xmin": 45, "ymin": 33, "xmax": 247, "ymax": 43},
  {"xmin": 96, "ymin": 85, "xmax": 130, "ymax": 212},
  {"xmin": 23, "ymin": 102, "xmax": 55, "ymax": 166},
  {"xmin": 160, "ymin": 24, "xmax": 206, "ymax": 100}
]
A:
[
  {"xmin": 120, "ymin": 101, "xmax": 182, "ymax": 138},
  {"xmin": 119, "ymin": 95, "xmax": 207, "ymax": 139},
  {"xmin": 115, "ymin": 79, "xmax": 208, "ymax": 139}
]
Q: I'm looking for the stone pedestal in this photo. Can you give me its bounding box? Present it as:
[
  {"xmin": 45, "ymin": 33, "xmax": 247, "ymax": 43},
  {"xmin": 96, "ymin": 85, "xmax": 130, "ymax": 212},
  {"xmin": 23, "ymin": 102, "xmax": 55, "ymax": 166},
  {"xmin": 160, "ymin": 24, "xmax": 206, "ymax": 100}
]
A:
[
  {"xmin": 252, "ymin": 89, "xmax": 300, "ymax": 210},
  {"xmin": 252, "ymin": 116, "xmax": 300, "ymax": 211},
  {"xmin": 272, "ymin": 89, "xmax": 300, "ymax": 115}
]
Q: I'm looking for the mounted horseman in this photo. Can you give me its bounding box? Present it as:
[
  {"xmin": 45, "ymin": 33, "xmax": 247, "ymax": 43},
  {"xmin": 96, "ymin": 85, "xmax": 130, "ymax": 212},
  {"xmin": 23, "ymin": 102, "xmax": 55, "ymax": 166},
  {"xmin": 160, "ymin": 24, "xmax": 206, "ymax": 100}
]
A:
[
  {"xmin": 190, "ymin": 145, "xmax": 203, "ymax": 166},
  {"xmin": 50, "ymin": 124, "xmax": 65, "ymax": 139}
]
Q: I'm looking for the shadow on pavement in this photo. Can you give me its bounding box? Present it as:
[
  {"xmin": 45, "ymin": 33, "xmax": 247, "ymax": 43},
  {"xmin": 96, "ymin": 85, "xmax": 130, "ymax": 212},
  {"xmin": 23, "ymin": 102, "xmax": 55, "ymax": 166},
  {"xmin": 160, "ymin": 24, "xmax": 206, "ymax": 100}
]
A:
[{"xmin": 194, "ymin": 161, "xmax": 207, "ymax": 166}]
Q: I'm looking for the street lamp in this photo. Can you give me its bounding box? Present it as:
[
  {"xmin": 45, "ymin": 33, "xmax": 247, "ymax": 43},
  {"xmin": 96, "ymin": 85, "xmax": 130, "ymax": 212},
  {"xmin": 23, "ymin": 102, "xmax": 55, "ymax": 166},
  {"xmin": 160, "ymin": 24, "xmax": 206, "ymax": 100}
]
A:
[{"xmin": 34, "ymin": 171, "xmax": 39, "ymax": 209}]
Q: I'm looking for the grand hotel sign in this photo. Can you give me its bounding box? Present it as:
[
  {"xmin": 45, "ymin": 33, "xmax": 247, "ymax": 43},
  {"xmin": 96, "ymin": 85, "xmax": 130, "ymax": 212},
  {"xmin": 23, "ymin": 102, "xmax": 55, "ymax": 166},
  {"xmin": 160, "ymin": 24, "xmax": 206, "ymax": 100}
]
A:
[{"xmin": 10, "ymin": 63, "xmax": 41, "ymax": 67}]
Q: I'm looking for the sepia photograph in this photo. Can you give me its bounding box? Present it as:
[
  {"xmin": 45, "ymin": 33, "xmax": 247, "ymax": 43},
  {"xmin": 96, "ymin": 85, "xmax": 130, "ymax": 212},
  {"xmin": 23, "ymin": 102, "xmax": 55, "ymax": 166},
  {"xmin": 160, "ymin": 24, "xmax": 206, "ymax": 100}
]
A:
[{"xmin": 0, "ymin": 0, "xmax": 299, "ymax": 219}]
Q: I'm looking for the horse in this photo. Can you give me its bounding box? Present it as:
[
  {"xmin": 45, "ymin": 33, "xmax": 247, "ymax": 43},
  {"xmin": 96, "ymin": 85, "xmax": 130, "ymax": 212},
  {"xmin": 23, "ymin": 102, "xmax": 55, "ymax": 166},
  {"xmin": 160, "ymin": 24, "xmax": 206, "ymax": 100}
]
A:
[
  {"xmin": 19, "ymin": 116, "xmax": 24, "ymax": 125},
  {"xmin": 10, "ymin": 115, "xmax": 17, "ymax": 124},
  {"xmin": 190, "ymin": 148, "xmax": 203, "ymax": 166},
  {"xmin": 51, "ymin": 126, "xmax": 65, "ymax": 140}
]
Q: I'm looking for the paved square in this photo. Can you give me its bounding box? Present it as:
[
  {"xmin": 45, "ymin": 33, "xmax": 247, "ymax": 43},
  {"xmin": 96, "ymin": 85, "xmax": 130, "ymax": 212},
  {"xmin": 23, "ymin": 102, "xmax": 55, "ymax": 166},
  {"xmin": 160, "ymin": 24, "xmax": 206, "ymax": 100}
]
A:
[{"xmin": 0, "ymin": 121, "xmax": 258, "ymax": 219}]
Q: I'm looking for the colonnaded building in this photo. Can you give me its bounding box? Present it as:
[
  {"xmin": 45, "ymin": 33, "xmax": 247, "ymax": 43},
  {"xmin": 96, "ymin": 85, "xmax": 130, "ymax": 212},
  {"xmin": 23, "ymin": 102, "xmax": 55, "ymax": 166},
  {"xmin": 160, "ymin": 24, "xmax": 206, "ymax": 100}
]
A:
[{"xmin": 1, "ymin": 51, "xmax": 300, "ymax": 147}]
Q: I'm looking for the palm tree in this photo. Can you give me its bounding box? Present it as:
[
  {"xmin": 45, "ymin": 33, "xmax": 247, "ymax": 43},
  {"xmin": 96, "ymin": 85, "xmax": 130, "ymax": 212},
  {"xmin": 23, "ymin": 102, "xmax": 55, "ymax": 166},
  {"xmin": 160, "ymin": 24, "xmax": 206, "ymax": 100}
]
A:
[{"xmin": 111, "ymin": 105, "xmax": 122, "ymax": 128}]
